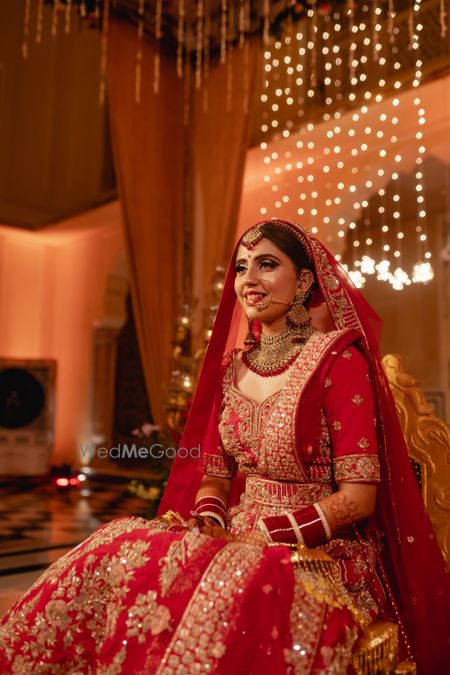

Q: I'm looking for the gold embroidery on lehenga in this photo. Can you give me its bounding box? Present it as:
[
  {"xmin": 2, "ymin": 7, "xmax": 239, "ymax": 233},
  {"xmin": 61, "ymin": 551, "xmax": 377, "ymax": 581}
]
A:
[
  {"xmin": 158, "ymin": 532, "xmax": 207, "ymax": 597},
  {"xmin": 1, "ymin": 518, "xmax": 157, "ymax": 673},
  {"xmin": 333, "ymin": 454, "xmax": 380, "ymax": 483},
  {"xmin": 286, "ymin": 566, "xmax": 327, "ymax": 673},
  {"xmin": 126, "ymin": 591, "xmax": 172, "ymax": 643},
  {"xmin": 156, "ymin": 543, "xmax": 261, "ymax": 674},
  {"xmin": 319, "ymin": 624, "xmax": 359, "ymax": 673},
  {"xmin": 202, "ymin": 451, "xmax": 237, "ymax": 478}
]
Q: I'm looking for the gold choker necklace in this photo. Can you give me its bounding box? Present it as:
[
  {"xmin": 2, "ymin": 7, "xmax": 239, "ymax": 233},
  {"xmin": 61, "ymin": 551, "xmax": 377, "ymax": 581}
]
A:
[{"xmin": 242, "ymin": 325, "xmax": 314, "ymax": 377}]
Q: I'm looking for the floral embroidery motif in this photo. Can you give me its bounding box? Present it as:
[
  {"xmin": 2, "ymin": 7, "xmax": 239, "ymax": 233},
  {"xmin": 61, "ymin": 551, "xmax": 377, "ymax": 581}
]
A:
[
  {"xmin": 334, "ymin": 454, "xmax": 380, "ymax": 483},
  {"xmin": 357, "ymin": 437, "xmax": 370, "ymax": 450},
  {"xmin": 332, "ymin": 421, "xmax": 342, "ymax": 431},
  {"xmin": 320, "ymin": 624, "xmax": 359, "ymax": 673},
  {"xmin": 324, "ymin": 377, "xmax": 332, "ymax": 388},
  {"xmin": 158, "ymin": 533, "xmax": 207, "ymax": 597},
  {"xmin": 126, "ymin": 592, "xmax": 172, "ymax": 642},
  {"xmin": 352, "ymin": 394, "xmax": 363, "ymax": 406},
  {"xmin": 342, "ymin": 350, "xmax": 353, "ymax": 359}
]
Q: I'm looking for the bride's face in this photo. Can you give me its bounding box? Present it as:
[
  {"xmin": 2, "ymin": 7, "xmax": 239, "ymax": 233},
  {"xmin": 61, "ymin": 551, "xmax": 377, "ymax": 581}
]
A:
[{"xmin": 234, "ymin": 237, "xmax": 301, "ymax": 325}]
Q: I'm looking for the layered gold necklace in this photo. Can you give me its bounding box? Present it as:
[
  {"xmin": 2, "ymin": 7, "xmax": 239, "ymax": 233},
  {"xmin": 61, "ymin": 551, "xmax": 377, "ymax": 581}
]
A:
[{"xmin": 242, "ymin": 325, "xmax": 315, "ymax": 377}]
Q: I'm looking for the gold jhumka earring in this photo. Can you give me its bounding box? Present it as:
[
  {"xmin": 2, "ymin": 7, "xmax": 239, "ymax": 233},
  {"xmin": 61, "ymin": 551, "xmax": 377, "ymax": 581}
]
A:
[
  {"xmin": 286, "ymin": 288, "xmax": 313, "ymax": 341},
  {"xmin": 244, "ymin": 318, "xmax": 258, "ymax": 347}
]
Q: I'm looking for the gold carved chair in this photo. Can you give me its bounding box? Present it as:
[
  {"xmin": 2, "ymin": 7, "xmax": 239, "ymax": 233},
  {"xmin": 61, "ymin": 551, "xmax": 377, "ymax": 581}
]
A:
[{"xmin": 349, "ymin": 354, "xmax": 450, "ymax": 673}]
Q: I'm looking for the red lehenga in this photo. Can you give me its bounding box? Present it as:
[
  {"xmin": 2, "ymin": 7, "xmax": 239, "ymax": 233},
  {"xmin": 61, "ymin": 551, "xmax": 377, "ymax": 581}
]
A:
[{"xmin": 1, "ymin": 220, "xmax": 449, "ymax": 674}]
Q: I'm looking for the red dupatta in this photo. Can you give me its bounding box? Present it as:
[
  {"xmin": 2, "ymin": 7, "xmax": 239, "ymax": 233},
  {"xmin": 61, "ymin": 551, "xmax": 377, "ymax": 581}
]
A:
[{"xmin": 159, "ymin": 219, "xmax": 450, "ymax": 673}]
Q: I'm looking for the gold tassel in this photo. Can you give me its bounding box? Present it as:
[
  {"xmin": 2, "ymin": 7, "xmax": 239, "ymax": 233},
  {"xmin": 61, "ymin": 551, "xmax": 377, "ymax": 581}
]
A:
[
  {"xmin": 290, "ymin": 546, "xmax": 368, "ymax": 627},
  {"xmin": 351, "ymin": 621, "xmax": 401, "ymax": 674}
]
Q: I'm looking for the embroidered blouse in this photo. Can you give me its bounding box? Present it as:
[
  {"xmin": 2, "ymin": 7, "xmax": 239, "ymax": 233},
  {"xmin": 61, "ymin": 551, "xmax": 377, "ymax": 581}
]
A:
[{"xmin": 202, "ymin": 330, "xmax": 380, "ymax": 488}]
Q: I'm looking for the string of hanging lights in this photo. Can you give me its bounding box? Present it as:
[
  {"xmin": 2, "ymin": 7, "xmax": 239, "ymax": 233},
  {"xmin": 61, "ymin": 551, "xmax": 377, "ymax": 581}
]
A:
[
  {"xmin": 21, "ymin": 1, "xmax": 450, "ymax": 291},
  {"xmin": 256, "ymin": 0, "xmax": 446, "ymax": 291}
]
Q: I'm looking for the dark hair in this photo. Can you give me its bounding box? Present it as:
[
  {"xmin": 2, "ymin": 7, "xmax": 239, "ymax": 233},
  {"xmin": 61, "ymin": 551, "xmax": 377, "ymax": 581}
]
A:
[{"xmin": 257, "ymin": 222, "xmax": 313, "ymax": 274}]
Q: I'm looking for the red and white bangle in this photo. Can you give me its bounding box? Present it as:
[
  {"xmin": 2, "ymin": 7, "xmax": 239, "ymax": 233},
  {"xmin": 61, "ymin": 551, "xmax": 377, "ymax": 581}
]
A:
[
  {"xmin": 258, "ymin": 503, "xmax": 332, "ymax": 547},
  {"xmin": 194, "ymin": 495, "xmax": 227, "ymax": 529}
]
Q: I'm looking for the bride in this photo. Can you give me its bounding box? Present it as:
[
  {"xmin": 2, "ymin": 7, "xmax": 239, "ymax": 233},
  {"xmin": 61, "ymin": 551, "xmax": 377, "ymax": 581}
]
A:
[{"xmin": 1, "ymin": 219, "xmax": 448, "ymax": 674}]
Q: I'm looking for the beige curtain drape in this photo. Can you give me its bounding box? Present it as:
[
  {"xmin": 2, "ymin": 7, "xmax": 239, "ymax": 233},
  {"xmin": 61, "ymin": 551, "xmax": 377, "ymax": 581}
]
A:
[
  {"xmin": 192, "ymin": 40, "xmax": 261, "ymax": 304},
  {"xmin": 107, "ymin": 20, "xmax": 185, "ymax": 426},
  {"xmin": 107, "ymin": 19, "xmax": 260, "ymax": 425}
]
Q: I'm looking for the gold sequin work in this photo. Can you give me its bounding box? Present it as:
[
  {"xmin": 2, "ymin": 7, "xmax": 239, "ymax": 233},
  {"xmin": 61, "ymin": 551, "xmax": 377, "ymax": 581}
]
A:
[{"xmin": 156, "ymin": 543, "xmax": 261, "ymax": 674}]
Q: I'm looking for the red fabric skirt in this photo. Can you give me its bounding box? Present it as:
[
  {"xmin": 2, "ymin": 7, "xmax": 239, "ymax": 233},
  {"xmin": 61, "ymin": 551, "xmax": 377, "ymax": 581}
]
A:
[{"xmin": 0, "ymin": 516, "xmax": 371, "ymax": 674}]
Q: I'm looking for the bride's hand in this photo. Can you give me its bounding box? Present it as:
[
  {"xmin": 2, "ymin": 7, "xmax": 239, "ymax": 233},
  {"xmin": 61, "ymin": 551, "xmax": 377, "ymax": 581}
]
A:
[
  {"xmin": 198, "ymin": 522, "xmax": 234, "ymax": 541},
  {"xmin": 198, "ymin": 524, "xmax": 266, "ymax": 546},
  {"xmin": 232, "ymin": 530, "xmax": 267, "ymax": 546}
]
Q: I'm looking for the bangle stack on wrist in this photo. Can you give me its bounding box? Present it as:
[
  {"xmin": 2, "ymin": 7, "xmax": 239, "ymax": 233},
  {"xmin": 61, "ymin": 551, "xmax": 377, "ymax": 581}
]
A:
[
  {"xmin": 257, "ymin": 503, "xmax": 332, "ymax": 547},
  {"xmin": 194, "ymin": 495, "xmax": 227, "ymax": 529}
]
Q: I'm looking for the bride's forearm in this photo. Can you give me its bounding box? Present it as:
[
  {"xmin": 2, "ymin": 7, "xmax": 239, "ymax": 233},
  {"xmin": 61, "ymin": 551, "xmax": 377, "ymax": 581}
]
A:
[
  {"xmin": 195, "ymin": 474, "xmax": 232, "ymax": 504},
  {"xmin": 193, "ymin": 475, "xmax": 232, "ymax": 528},
  {"xmin": 258, "ymin": 483, "xmax": 377, "ymax": 546},
  {"xmin": 318, "ymin": 483, "xmax": 377, "ymax": 535}
]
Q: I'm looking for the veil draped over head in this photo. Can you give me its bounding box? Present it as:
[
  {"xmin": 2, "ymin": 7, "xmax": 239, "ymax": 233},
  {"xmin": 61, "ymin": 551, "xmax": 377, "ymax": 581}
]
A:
[{"xmin": 159, "ymin": 219, "xmax": 450, "ymax": 672}]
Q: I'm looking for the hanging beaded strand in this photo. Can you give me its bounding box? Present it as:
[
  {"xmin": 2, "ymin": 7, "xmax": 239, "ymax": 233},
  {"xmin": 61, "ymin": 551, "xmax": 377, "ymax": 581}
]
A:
[
  {"xmin": 309, "ymin": 0, "xmax": 318, "ymax": 90},
  {"xmin": 51, "ymin": 0, "xmax": 59, "ymax": 37},
  {"xmin": 183, "ymin": 43, "xmax": 191, "ymax": 127},
  {"xmin": 135, "ymin": 0, "xmax": 145, "ymax": 103},
  {"xmin": 65, "ymin": 0, "xmax": 73, "ymax": 35},
  {"xmin": 372, "ymin": 0, "xmax": 380, "ymax": 61},
  {"xmin": 441, "ymin": 0, "xmax": 448, "ymax": 37},
  {"xmin": 387, "ymin": 0, "xmax": 395, "ymax": 44},
  {"xmin": 239, "ymin": 0, "xmax": 245, "ymax": 47},
  {"xmin": 177, "ymin": 0, "xmax": 185, "ymax": 79},
  {"xmin": 242, "ymin": 0, "xmax": 250, "ymax": 115},
  {"xmin": 22, "ymin": 0, "xmax": 31, "ymax": 59},
  {"xmin": 36, "ymin": 0, "xmax": 44, "ymax": 45},
  {"xmin": 221, "ymin": 0, "xmax": 228, "ymax": 64},
  {"xmin": 347, "ymin": 0, "xmax": 355, "ymax": 82},
  {"xmin": 154, "ymin": 0, "xmax": 162, "ymax": 94},
  {"xmin": 99, "ymin": 0, "xmax": 110, "ymax": 106},
  {"xmin": 195, "ymin": 0, "xmax": 204, "ymax": 90},
  {"xmin": 202, "ymin": 0, "xmax": 211, "ymax": 112},
  {"xmin": 263, "ymin": 0, "xmax": 270, "ymax": 47},
  {"xmin": 226, "ymin": 0, "xmax": 234, "ymax": 111}
]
